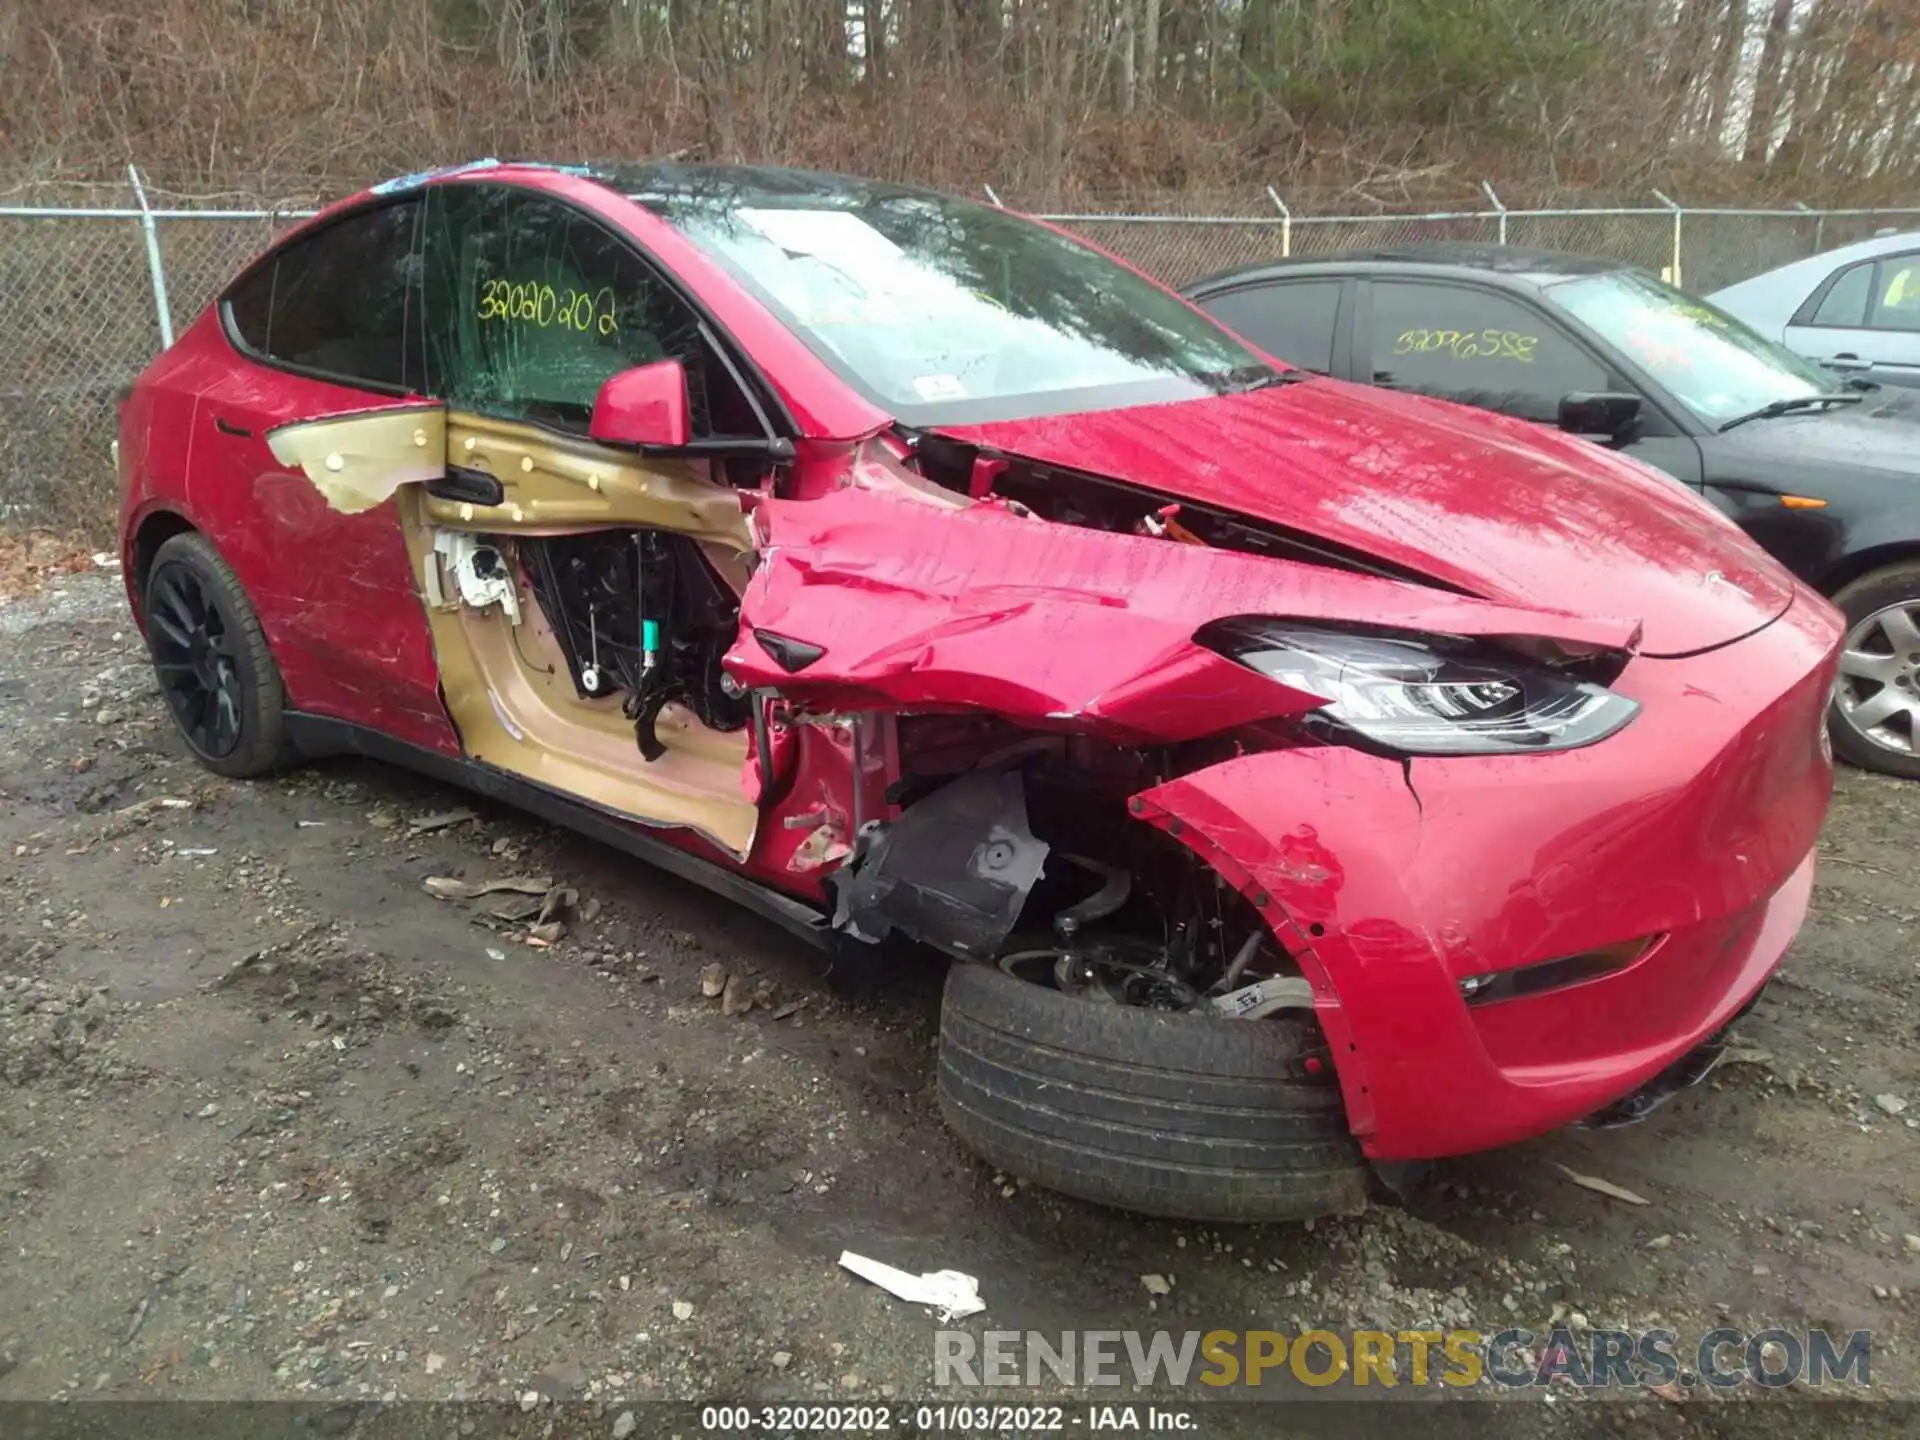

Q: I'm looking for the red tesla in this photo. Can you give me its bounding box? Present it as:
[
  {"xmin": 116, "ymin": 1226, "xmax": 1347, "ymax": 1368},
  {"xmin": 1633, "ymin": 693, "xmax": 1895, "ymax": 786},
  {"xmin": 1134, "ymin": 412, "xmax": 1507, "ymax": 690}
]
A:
[{"xmin": 116, "ymin": 162, "xmax": 1841, "ymax": 1220}]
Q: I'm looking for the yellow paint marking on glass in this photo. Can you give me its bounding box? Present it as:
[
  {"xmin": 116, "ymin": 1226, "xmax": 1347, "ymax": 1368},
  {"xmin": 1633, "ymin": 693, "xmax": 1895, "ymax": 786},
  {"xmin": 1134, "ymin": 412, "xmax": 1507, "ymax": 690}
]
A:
[
  {"xmin": 1670, "ymin": 302, "xmax": 1729, "ymax": 328},
  {"xmin": 1393, "ymin": 328, "xmax": 1538, "ymax": 362},
  {"xmin": 477, "ymin": 279, "xmax": 618, "ymax": 335}
]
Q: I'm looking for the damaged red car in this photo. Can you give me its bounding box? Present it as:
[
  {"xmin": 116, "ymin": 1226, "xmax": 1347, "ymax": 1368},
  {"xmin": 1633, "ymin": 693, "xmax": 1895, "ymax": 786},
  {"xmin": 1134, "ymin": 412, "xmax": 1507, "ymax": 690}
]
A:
[{"xmin": 117, "ymin": 162, "xmax": 1842, "ymax": 1221}]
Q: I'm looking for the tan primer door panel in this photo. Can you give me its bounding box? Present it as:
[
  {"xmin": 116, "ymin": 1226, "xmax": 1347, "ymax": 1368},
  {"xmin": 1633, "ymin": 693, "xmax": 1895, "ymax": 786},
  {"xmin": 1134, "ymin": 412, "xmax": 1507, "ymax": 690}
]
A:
[{"xmin": 269, "ymin": 406, "xmax": 759, "ymax": 859}]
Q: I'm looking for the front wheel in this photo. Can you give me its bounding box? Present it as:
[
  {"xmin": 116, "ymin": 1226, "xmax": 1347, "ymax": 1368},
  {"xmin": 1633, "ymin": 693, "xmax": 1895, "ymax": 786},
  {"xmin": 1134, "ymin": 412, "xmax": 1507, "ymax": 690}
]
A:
[
  {"xmin": 143, "ymin": 532, "xmax": 291, "ymax": 779},
  {"xmin": 1828, "ymin": 561, "xmax": 1920, "ymax": 779},
  {"xmin": 937, "ymin": 958, "xmax": 1369, "ymax": 1223}
]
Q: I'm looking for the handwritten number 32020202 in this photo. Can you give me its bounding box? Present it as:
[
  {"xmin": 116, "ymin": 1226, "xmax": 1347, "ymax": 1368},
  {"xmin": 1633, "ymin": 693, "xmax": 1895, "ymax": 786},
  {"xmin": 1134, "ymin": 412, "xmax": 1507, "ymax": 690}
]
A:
[
  {"xmin": 477, "ymin": 279, "xmax": 620, "ymax": 336},
  {"xmin": 1394, "ymin": 328, "xmax": 1538, "ymax": 362}
]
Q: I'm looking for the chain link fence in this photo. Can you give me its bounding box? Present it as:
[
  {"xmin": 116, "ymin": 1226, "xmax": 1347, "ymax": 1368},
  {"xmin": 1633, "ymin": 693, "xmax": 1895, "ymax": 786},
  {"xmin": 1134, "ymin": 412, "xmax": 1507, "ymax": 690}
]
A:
[
  {"xmin": 4, "ymin": 175, "xmax": 1919, "ymax": 533},
  {"xmin": 1063, "ymin": 203, "xmax": 1920, "ymax": 291},
  {"xmin": 0, "ymin": 199, "xmax": 305, "ymax": 530}
]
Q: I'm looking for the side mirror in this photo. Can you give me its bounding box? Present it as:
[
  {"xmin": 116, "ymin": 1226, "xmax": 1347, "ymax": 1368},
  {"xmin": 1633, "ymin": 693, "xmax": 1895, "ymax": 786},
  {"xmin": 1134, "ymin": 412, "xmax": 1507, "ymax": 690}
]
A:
[
  {"xmin": 590, "ymin": 360, "xmax": 692, "ymax": 448},
  {"xmin": 1558, "ymin": 390, "xmax": 1642, "ymax": 440}
]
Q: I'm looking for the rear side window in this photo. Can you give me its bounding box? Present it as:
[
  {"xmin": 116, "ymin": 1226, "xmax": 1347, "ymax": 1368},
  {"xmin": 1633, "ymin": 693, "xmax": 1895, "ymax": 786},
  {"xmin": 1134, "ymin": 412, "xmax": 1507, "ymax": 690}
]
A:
[
  {"xmin": 223, "ymin": 200, "xmax": 422, "ymax": 389},
  {"xmin": 1200, "ymin": 280, "xmax": 1342, "ymax": 373},
  {"xmin": 1869, "ymin": 256, "xmax": 1920, "ymax": 332},
  {"xmin": 1366, "ymin": 281, "xmax": 1605, "ymax": 422},
  {"xmin": 1810, "ymin": 261, "xmax": 1873, "ymax": 327},
  {"xmin": 419, "ymin": 185, "xmax": 734, "ymax": 433}
]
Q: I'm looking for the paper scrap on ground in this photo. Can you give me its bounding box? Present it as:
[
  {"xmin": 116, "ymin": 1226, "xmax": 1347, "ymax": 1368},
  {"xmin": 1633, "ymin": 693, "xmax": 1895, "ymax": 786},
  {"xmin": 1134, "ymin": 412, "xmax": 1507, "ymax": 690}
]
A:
[
  {"xmin": 1556, "ymin": 1163, "xmax": 1651, "ymax": 1206},
  {"xmin": 424, "ymin": 874, "xmax": 554, "ymax": 901},
  {"xmin": 838, "ymin": 1250, "xmax": 986, "ymax": 1322}
]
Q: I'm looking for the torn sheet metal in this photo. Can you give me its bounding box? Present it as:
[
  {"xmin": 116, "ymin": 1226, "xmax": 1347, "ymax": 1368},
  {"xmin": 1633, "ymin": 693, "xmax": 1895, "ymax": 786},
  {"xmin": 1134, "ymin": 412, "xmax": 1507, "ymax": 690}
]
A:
[
  {"xmin": 726, "ymin": 488, "xmax": 1641, "ymax": 744},
  {"xmin": 267, "ymin": 404, "xmax": 446, "ymax": 514},
  {"xmin": 829, "ymin": 770, "xmax": 1048, "ymax": 958}
]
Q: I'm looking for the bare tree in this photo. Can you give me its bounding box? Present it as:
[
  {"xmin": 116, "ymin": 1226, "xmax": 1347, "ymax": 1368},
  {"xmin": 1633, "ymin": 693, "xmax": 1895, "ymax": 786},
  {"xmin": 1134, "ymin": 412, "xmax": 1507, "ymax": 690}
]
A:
[
  {"xmin": 1744, "ymin": 0, "xmax": 1797, "ymax": 163},
  {"xmin": 4, "ymin": 0, "xmax": 1916, "ymax": 207},
  {"xmin": 863, "ymin": 0, "xmax": 886, "ymax": 83},
  {"xmin": 1700, "ymin": 0, "xmax": 1748, "ymax": 142}
]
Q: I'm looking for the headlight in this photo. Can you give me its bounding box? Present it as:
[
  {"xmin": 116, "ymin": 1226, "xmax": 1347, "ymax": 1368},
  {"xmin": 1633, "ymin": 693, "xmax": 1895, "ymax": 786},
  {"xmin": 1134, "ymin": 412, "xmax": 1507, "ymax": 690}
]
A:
[{"xmin": 1200, "ymin": 619, "xmax": 1639, "ymax": 756}]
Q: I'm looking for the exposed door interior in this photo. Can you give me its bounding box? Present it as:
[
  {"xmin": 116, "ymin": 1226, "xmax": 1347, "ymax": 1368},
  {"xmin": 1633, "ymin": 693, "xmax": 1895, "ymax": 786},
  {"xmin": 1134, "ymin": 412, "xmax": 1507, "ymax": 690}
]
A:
[{"xmin": 269, "ymin": 405, "xmax": 761, "ymax": 858}]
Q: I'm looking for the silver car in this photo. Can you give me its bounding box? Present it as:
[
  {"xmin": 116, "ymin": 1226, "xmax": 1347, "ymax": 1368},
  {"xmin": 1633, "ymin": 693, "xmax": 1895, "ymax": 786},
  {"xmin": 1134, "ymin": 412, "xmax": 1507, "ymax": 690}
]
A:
[{"xmin": 1709, "ymin": 232, "xmax": 1920, "ymax": 387}]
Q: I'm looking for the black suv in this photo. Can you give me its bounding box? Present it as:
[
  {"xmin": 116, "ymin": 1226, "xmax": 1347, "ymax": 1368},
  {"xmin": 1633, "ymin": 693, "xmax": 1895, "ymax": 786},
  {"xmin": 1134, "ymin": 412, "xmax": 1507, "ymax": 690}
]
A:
[{"xmin": 1186, "ymin": 245, "xmax": 1920, "ymax": 779}]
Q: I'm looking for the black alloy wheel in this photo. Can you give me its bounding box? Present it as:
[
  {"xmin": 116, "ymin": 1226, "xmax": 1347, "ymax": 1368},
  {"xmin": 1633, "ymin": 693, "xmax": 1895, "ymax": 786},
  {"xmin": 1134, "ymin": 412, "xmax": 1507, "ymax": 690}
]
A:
[
  {"xmin": 142, "ymin": 531, "xmax": 290, "ymax": 778},
  {"xmin": 148, "ymin": 562, "xmax": 244, "ymax": 759}
]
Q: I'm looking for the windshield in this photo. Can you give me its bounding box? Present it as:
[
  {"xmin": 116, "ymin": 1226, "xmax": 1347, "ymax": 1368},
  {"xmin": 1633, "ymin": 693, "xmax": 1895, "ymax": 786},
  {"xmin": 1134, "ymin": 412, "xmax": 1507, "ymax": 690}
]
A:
[
  {"xmin": 635, "ymin": 179, "xmax": 1272, "ymax": 424},
  {"xmin": 1547, "ymin": 270, "xmax": 1838, "ymax": 426}
]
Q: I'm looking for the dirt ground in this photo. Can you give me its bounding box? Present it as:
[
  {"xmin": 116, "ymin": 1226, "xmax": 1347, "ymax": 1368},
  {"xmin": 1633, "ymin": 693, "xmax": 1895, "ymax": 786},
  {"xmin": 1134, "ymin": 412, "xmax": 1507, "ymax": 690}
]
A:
[{"xmin": 1, "ymin": 568, "xmax": 1916, "ymax": 1438}]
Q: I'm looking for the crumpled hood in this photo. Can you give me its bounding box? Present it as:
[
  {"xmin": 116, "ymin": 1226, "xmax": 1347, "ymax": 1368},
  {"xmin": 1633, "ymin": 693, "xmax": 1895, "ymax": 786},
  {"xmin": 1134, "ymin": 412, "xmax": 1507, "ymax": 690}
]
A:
[
  {"xmin": 729, "ymin": 485, "xmax": 1646, "ymax": 748},
  {"xmin": 935, "ymin": 379, "xmax": 1794, "ymax": 657}
]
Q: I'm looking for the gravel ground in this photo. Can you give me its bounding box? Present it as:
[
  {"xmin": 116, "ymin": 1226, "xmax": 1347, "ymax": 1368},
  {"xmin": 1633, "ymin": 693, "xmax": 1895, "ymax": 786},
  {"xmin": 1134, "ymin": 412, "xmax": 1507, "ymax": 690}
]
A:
[{"xmin": 0, "ymin": 569, "xmax": 1915, "ymax": 1438}]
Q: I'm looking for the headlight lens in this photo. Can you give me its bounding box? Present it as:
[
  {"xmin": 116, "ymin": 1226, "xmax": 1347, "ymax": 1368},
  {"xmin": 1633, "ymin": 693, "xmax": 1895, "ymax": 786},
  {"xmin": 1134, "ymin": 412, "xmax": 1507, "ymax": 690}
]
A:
[{"xmin": 1202, "ymin": 620, "xmax": 1639, "ymax": 755}]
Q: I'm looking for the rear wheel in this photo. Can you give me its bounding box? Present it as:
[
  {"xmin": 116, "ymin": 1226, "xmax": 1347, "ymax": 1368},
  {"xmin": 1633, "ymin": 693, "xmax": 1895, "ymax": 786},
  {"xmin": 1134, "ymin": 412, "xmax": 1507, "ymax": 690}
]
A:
[
  {"xmin": 937, "ymin": 955, "xmax": 1369, "ymax": 1223},
  {"xmin": 144, "ymin": 532, "xmax": 290, "ymax": 779},
  {"xmin": 1829, "ymin": 562, "xmax": 1920, "ymax": 779}
]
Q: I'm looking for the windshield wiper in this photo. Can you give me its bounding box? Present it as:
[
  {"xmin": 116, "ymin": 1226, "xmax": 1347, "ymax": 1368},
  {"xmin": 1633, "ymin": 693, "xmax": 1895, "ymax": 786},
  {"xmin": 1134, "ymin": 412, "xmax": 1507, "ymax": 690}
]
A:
[
  {"xmin": 1205, "ymin": 364, "xmax": 1311, "ymax": 394},
  {"xmin": 1242, "ymin": 369, "xmax": 1313, "ymax": 392},
  {"xmin": 1718, "ymin": 392, "xmax": 1863, "ymax": 432}
]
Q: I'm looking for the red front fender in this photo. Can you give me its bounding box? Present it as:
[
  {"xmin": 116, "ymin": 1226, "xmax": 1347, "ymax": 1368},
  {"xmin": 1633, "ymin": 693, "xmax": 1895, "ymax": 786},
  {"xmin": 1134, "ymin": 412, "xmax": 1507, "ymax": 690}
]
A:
[{"xmin": 1128, "ymin": 592, "xmax": 1836, "ymax": 1160}]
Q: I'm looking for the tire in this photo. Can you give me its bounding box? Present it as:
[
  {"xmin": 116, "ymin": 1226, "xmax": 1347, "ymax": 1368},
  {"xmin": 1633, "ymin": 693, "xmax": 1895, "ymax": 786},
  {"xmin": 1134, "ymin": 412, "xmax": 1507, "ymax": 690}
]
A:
[
  {"xmin": 143, "ymin": 532, "xmax": 291, "ymax": 779},
  {"xmin": 1827, "ymin": 561, "xmax": 1920, "ymax": 780},
  {"xmin": 937, "ymin": 959, "xmax": 1369, "ymax": 1223}
]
